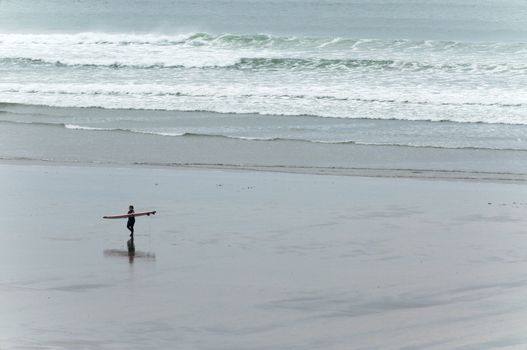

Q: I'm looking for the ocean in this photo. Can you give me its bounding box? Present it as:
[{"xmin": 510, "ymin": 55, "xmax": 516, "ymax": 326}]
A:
[{"xmin": 1, "ymin": 0, "xmax": 526, "ymax": 170}]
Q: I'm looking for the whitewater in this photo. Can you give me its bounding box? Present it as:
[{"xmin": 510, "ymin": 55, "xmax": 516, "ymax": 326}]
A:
[{"xmin": 1, "ymin": 32, "xmax": 527, "ymax": 125}]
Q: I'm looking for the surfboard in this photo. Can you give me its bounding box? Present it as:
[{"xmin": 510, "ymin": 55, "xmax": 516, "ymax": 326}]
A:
[{"xmin": 103, "ymin": 210, "xmax": 156, "ymax": 219}]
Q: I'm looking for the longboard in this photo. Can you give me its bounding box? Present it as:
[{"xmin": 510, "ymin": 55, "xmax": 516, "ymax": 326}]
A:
[{"xmin": 103, "ymin": 210, "xmax": 156, "ymax": 219}]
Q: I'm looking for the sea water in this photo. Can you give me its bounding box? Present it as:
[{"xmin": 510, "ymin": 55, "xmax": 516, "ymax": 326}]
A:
[{"xmin": 0, "ymin": 0, "xmax": 526, "ymax": 155}]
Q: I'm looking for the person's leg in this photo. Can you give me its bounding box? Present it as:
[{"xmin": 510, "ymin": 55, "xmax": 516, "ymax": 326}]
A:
[{"xmin": 127, "ymin": 223, "xmax": 134, "ymax": 238}]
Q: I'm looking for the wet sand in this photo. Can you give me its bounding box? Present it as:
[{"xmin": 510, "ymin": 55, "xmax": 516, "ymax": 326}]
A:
[{"xmin": 1, "ymin": 163, "xmax": 527, "ymax": 349}]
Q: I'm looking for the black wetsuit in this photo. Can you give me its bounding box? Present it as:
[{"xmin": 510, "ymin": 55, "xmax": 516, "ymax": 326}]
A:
[{"xmin": 127, "ymin": 210, "xmax": 135, "ymax": 238}]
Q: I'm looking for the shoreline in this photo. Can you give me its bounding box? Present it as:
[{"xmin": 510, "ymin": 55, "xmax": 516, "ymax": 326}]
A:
[
  {"xmin": 2, "ymin": 103, "xmax": 527, "ymax": 185},
  {"xmin": 3, "ymin": 157, "xmax": 527, "ymax": 184}
]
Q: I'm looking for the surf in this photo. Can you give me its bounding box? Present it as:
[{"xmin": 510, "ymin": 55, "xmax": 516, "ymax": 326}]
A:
[{"xmin": 1, "ymin": 30, "xmax": 526, "ymax": 130}]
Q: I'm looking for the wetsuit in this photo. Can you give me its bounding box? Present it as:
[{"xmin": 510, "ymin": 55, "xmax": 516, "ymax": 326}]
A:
[{"xmin": 127, "ymin": 210, "xmax": 135, "ymax": 238}]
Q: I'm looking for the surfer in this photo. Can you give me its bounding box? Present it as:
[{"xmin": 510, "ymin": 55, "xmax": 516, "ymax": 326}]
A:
[{"xmin": 127, "ymin": 205, "xmax": 135, "ymax": 238}]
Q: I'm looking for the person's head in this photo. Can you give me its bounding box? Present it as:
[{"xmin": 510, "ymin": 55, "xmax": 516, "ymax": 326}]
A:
[{"xmin": 129, "ymin": 205, "xmax": 134, "ymax": 211}]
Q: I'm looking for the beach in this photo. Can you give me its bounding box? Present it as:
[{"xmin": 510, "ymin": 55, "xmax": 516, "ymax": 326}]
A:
[
  {"xmin": 1, "ymin": 163, "xmax": 527, "ymax": 349},
  {"xmin": 2, "ymin": 0, "xmax": 527, "ymax": 348}
]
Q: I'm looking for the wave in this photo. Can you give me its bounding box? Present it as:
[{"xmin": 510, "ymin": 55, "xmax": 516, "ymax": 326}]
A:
[
  {"xmin": 0, "ymin": 57, "xmax": 187, "ymax": 70},
  {"xmin": 2, "ymin": 32, "xmax": 526, "ymax": 49},
  {"xmin": 232, "ymin": 58, "xmax": 527, "ymax": 73},
  {"xmin": 1, "ymin": 90, "xmax": 524, "ymax": 110},
  {"xmin": 55, "ymin": 124, "xmax": 527, "ymax": 150},
  {"xmin": 1, "ymin": 119, "xmax": 526, "ymax": 151},
  {"xmin": 2, "ymin": 31, "xmax": 527, "ymax": 74},
  {"xmin": 63, "ymin": 123, "xmax": 311, "ymax": 142},
  {"xmin": 1, "ymin": 96, "xmax": 526, "ymax": 125},
  {"xmin": 2, "ymin": 32, "xmax": 525, "ymax": 124},
  {"xmin": 3, "ymin": 55, "xmax": 527, "ymax": 74}
]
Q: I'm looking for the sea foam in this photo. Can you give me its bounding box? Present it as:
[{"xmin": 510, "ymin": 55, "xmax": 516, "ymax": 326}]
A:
[{"xmin": 0, "ymin": 31, "xmax": 526, "ymax": 127}]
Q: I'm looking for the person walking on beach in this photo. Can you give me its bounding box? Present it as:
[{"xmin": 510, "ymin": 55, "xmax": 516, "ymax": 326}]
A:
[{"xmin": 127, "ymin": 205, "xmax": 135, "ymax": 239}]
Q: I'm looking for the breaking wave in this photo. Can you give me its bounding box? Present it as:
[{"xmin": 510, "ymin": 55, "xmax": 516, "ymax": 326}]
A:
[
  {"xmin": 1, "ymin": 31, "xmax": 526, "ymax": 126},
  {"xmin": 1, "ymin": 119, "xmax": 526, "ymax": 151}
]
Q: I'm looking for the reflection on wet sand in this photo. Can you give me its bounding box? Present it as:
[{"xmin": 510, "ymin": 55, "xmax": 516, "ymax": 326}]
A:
[{"xmin": 104, "ymin": 239, "xmax": 156, "ymax": 264}]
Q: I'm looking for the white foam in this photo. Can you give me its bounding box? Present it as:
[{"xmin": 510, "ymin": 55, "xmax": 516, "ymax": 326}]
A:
[
  {"xmin": 64, "ymin": 124, "xmax": 110, "ymax": 131},
  {"xmin": 1, "ymin": 32, "xmax": 526, "ymax": 125}
]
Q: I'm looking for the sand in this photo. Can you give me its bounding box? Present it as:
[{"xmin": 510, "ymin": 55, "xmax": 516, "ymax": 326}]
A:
[{"xmin": 1, "ymin": 163, "xmax": 527, "ymax": 349}]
